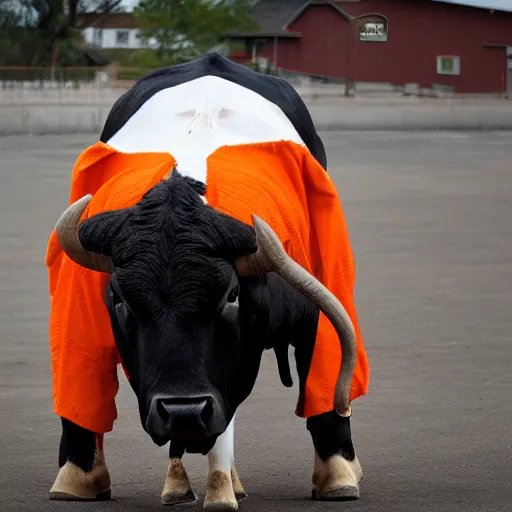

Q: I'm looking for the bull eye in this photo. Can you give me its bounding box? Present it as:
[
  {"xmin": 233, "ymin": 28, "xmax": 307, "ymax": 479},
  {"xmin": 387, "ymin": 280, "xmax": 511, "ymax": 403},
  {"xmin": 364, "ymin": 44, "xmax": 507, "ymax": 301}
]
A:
[{"xmin": 227, "ymin": 286, "xmax": 239, "ymax": 305}]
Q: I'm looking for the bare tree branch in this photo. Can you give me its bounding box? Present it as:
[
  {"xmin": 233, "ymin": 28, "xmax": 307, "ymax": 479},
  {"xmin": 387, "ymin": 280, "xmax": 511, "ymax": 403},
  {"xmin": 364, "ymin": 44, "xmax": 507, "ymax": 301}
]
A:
[{"xmin": 76, "ymin": 0, "xmax": 123, "ymax": 14}]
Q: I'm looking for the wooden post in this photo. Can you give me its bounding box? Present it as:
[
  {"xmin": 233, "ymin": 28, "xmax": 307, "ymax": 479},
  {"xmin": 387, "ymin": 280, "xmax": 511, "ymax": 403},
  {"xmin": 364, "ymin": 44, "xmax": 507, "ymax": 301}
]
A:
[
  {"xmin": 273, "ymin": 36, "xmax": 278, "ymax": 72},
  {"xmin": 346, "ymin": 19, "xmax": 354, "ymax": 96}
]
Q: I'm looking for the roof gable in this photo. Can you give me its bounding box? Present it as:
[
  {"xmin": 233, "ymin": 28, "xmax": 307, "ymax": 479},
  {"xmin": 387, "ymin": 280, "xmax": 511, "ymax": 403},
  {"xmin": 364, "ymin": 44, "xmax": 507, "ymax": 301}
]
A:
[
  {"xmin": 251, "ymin": 0, "xmax": 306, "ymax": 32},
  {"xmin": 76, "ymin": 12, "xmax": 139, "ymax": 30}
]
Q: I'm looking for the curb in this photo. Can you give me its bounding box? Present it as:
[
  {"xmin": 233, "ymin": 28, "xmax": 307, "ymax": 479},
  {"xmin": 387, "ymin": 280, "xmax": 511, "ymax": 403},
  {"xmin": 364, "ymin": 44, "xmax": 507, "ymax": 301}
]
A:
[{"xmin": 307, "ymin": 102, "xmax": 512, "ymax": 131}]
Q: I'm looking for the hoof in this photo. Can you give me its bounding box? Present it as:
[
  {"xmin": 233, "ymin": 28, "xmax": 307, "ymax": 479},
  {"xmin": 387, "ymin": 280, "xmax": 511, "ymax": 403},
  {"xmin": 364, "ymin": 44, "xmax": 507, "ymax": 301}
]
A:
[
  {"xmin": 161, "ymin": 458, "xmax": 197, "ymax": 506},
  {"xmin": 312, "ymin": 485, "xmax": 360, "ymax": 501},
  {"xmin": 231, "ymin": 465, "xmax": 247, "ymax": 503},
  {"xmin": 49, "ymin": 490, "xmax": 112, "ymax": 502},
  {"xmin": 312, "ymin": 454, "xmax": 363, "ymax": 502},
  {"xmin": 203, "ymin": 502, "xmax": 238, "ymax": 512},
  {"xmin": 235, "ymin": 490, "xmax": 248, "ymax": 503},
  {"xmin": 204, "ymin": 470, "xmax": 238, "ymax": 511},
  {"xmin": 161, "ymin": 489, "xmax": 197, "ymax": 506},
  {"xmin": 49, "ymin": 451, "xmax": 111, "ymax": 501}
]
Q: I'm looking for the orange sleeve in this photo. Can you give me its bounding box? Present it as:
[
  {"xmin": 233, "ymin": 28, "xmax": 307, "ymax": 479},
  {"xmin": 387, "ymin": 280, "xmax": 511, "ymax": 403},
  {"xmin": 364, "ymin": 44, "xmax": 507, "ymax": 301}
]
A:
[
  {"xmin": 46, "ymin": 145, "xmax": 176, "ymax": 433},
  {"xmin": 205, "ymin": 141, "xmax": 369, "ymax": 418},
  {"xmin": 297, "ymin": 147, "xmax": 370, "ymax": 417}
]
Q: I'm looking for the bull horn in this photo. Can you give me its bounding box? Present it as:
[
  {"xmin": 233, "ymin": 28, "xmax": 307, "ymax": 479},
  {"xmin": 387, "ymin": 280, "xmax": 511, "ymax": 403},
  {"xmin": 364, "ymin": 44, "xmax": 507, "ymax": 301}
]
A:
[
  {"xmin": 235, "ymin": 215, "xmax": 356, "ymax": 417},
  {"xmin": 55, "ymin": 194, "xmax": 113, "ymax": 273}
]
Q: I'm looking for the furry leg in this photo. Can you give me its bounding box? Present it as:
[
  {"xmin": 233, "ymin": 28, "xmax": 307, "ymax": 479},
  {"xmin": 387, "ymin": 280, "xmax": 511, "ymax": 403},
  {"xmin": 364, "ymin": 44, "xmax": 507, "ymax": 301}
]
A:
[
  {"xmin": 307, "ymin": 410, "xmax": 363, "ymax": 501},
  {"xmin": 49, "ymin": 418, "xmax": 111, "ymax": 501},
  {"xmin": 204, "ymin": 414, "xmax": 239, "ymax": 511},
  {"xmin": 161, "ymin": 441, "xmax": 197, "ymax": 506}
]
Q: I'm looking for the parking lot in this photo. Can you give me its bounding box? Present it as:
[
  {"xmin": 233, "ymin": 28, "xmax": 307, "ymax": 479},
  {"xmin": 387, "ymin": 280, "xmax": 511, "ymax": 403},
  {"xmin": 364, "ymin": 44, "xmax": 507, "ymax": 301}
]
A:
[{"xmin": 1, "ymin": 131, "xmax": 511, "ymax": 511}]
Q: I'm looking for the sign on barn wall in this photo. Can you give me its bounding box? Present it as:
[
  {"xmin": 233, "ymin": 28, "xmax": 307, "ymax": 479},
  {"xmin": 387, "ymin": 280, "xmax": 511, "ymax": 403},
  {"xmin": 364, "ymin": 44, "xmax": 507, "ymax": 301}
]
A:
[{"xmin": 358, "ymin": 15, "xmax": 388, "ymax": 42}]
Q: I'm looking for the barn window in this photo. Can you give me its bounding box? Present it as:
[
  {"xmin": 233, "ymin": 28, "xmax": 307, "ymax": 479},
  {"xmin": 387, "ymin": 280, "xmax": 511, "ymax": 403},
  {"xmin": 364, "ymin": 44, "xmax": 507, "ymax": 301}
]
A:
[
  {"xmin": 358, "ymin": 16, "xmax": 388, "ymax": 42},
  {"xmin": 436, "ymin": 55, "xmax": 460, "ymax": 75}
]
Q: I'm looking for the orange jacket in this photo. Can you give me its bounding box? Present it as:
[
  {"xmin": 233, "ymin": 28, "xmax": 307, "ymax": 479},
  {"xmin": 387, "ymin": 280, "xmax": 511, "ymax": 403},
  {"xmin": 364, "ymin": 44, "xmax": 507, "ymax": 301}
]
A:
[{"xmin": 46, "ymin": 140, "xmax": 369, "ymax": 433}]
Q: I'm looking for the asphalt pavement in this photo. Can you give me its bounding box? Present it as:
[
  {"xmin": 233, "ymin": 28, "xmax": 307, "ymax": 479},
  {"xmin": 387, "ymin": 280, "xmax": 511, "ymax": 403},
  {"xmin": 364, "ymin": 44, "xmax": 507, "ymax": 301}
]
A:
[{"xmin": 1, "ymin": 131, "xmax": 511, "ymax": 511}]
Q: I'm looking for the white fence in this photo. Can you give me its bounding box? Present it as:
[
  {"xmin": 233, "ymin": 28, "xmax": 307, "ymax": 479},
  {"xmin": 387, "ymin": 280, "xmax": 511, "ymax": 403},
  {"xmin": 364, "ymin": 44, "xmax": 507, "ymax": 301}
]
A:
[{"xmin": 0, "ymin": 66, "xmax": 508, "ymax": 105}]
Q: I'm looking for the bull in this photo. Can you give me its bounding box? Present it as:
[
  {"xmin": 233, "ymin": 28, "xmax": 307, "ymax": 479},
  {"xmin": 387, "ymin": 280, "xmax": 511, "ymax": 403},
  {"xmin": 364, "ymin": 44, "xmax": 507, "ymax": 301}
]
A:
[{"xmin": 46, "ymin": 52, "xmax": 369, "ymax": 510}]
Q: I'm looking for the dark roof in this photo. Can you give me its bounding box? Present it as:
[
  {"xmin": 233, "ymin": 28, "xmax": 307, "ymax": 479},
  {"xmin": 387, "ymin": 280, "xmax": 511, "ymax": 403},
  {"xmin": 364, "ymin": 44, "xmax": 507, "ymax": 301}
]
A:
[
  {"xmin": 76, "ymin": 12, "xmax": 139, "ymax": 30},
  {"xmin": 251, "ymin": 0, "xmax": 306, "ymax": 32}
]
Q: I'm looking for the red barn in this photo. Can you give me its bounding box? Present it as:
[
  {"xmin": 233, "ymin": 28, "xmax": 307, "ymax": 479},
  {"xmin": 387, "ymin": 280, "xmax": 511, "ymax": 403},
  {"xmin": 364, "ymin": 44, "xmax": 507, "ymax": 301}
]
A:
[{"xmin": 220, "ymin": 0, "xmax": 512, "ymax": 94}]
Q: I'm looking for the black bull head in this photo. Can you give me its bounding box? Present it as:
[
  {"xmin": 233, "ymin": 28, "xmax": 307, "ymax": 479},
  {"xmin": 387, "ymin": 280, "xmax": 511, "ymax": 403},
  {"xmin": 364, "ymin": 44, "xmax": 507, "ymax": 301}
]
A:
[{"xmin": 53, "ymin": 172, "xmax": 356, "ymax": 452}]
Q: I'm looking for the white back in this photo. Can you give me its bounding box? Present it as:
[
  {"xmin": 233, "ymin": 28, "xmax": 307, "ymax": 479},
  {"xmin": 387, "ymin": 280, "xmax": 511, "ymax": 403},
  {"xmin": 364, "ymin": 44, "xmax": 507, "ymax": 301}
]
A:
[{"xmin": 106, "ymin": 75, "xmax": 305, "ymax": 184}]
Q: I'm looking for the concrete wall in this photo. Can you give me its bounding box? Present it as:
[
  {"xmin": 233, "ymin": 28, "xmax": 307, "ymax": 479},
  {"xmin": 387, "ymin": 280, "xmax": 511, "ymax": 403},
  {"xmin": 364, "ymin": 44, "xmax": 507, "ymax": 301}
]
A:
[
  {"xmin": 2, "ymin": 95, "xmax": 512, "ymax": 135},
  {"xmin": 0, "ymin": 87, "xmax": 125, "ymax": 105},
  {"xmin": 1, "ymin": 76, "xmax": 512, "ymax": 135},
  {"xmin": 0, "ymin": 105, "xmax": 113, "ymax": 135}
]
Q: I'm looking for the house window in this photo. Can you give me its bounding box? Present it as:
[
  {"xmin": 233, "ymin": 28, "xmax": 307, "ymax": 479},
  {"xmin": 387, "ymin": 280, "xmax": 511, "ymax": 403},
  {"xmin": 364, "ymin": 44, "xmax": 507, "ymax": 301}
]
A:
[
  {"xmin": 116, "ymin": 30, "xmax": 130, "ymax": 45},
  {"xmin": 93, "ymin": 28, "xmax": 103, "ymax": 46},
  {"xmin": 437, "ymin": 55, "xmax": 460, "ymax": 76}
]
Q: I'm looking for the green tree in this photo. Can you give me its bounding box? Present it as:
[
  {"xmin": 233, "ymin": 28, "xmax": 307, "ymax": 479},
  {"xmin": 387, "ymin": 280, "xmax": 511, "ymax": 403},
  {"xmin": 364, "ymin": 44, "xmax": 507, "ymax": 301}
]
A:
[
  {"xmin": 134, "ymin": 0, "xmax": 256, "ymax": 66},
  {"xmin": 0, "ymin": 0, "xmax": 123, "ymax": 66}
]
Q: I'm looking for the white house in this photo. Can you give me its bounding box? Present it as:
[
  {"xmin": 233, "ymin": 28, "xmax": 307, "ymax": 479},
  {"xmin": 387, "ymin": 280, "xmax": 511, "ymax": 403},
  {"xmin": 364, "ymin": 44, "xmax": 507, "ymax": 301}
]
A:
[{"xmin": 77, "ymin": 12, "xmax": 156, "ymax": 50}]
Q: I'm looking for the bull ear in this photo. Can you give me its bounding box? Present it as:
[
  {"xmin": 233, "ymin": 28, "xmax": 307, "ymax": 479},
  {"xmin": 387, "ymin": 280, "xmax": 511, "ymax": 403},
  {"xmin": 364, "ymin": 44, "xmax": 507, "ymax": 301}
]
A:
[
  {"xmin": 182, "ymin": 175, "xmax": 207, "ymax": 196},
  {"xmin": 78, "ymin": 209, "xmax": 130, "ymax": 257},
  {"xmin": 210, "ymin": 211, "xmax": 258, "ymax": 258}
]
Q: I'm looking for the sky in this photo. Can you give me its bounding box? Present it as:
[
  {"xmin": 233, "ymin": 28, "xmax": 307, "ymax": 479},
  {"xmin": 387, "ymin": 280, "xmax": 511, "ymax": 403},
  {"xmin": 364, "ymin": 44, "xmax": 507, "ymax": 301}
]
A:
[
  {"xmin": 434, "ymin": 0, "xmax": 512, "ymax": 11},
  {"xmin": 121, "ymin": 0, "xmax": 139, "ymax": 11},
  {"xmin": 119, "ymin": 0, "xmax": 512, "ymax": 13}
]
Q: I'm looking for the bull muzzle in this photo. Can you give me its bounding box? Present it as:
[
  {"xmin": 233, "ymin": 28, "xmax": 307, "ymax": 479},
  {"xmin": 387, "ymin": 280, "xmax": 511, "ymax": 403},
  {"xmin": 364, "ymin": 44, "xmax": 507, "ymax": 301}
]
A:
[{"xmin": 146, "ymin": 395, "xmax": 216, "ymax": 442}]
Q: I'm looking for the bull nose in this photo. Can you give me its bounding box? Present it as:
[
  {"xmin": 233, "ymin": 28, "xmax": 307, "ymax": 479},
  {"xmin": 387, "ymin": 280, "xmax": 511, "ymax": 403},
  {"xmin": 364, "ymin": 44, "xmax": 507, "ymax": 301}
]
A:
[
  {"xmin": 159, "ymin": 397, "xmax": 213, "ymax": 432},
  {"xmin": 146, "ymin": 395, "xmax": 214, "ymax": 441}
]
